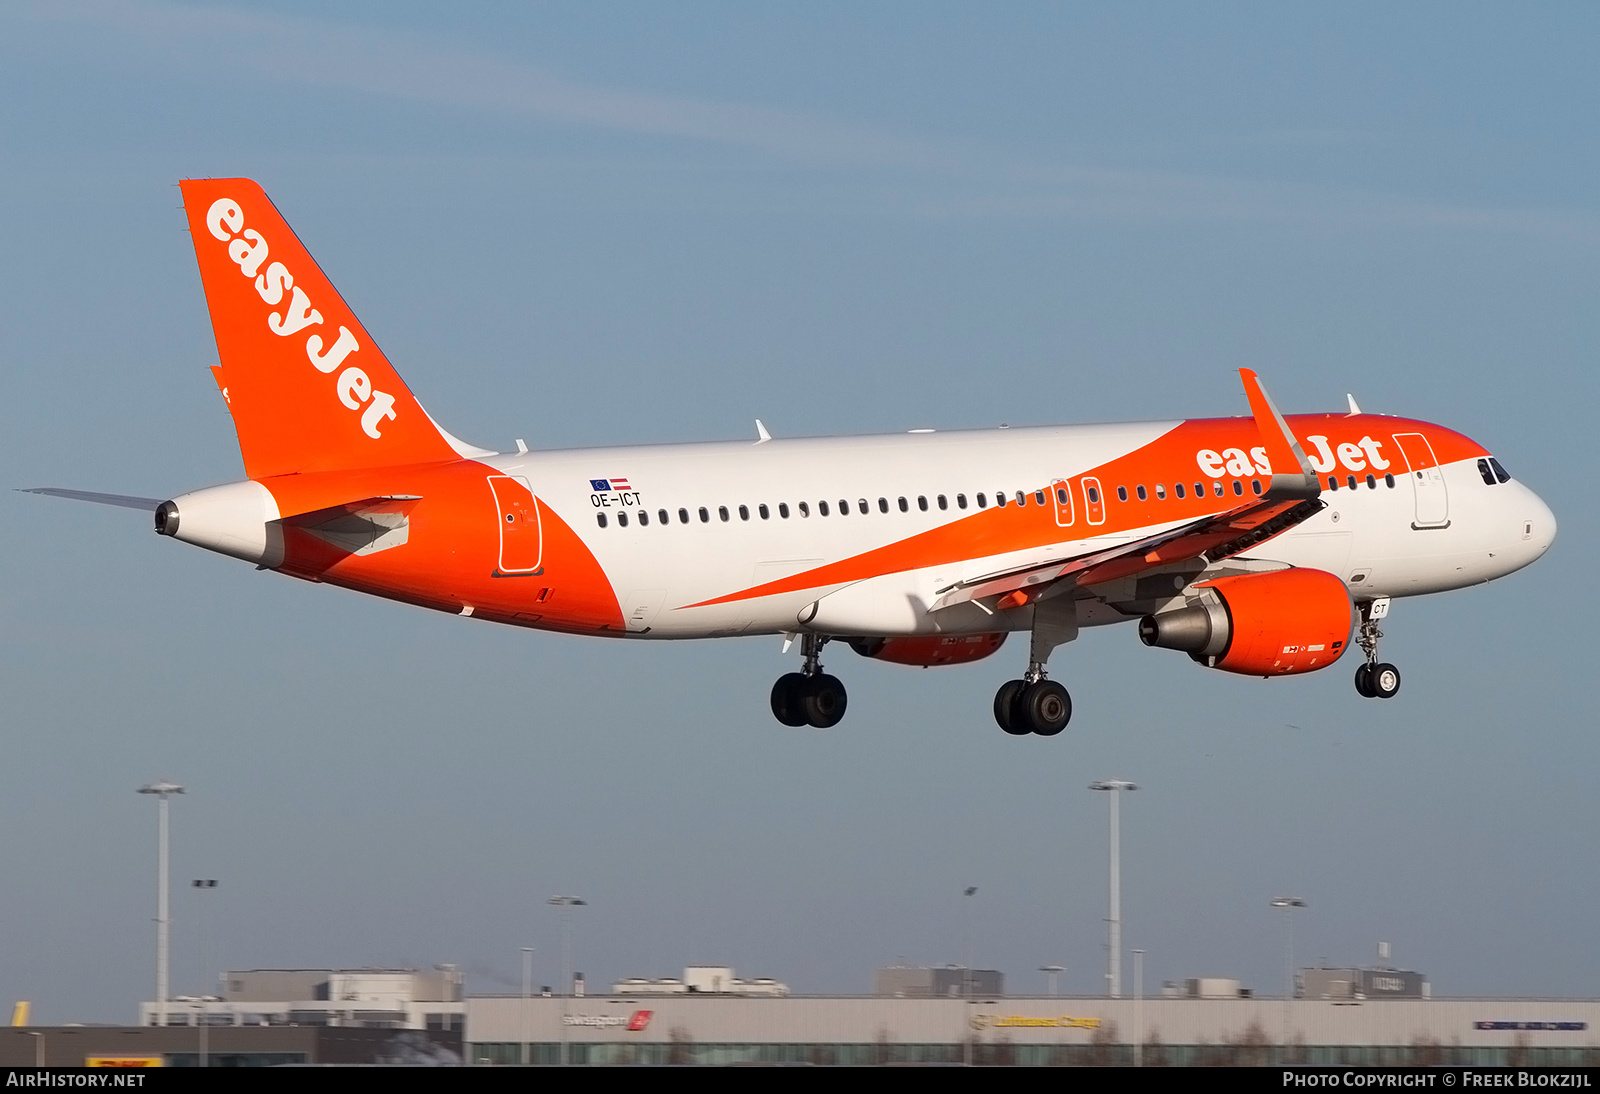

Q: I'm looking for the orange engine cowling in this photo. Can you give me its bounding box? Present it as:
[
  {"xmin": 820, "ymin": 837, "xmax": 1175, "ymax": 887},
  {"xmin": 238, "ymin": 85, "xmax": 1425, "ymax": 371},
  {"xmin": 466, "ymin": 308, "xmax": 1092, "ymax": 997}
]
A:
[
  {"xmin": 849, "ymin": 633, "xmax": 1007, "ymax": 667},
  {"xmin": 1137, "ymin": 568, "xmax": 1353, "ymax": 676}
]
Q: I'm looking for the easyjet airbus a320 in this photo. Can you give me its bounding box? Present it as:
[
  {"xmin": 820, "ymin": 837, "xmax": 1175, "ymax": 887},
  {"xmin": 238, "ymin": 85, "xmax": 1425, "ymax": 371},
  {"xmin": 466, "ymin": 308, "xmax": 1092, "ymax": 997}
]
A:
[{"xmin": 30, "ymin": 179, "xmax": 1556, "ymax": 735}]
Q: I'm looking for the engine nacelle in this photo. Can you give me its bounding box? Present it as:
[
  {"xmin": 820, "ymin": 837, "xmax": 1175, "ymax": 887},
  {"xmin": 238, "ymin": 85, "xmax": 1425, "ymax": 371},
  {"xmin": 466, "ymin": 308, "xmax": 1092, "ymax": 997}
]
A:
[
  {"xmin": 1138, "ymin": 568, "xmax": 1352, "ymax": 676},
  {"xmin": 849, "ymin": 633, "xmax": 1007, "ymax": 667}
]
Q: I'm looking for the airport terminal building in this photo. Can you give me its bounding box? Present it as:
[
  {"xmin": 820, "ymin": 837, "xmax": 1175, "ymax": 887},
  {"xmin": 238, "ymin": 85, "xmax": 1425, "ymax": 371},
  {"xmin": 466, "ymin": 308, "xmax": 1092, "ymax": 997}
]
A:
[{"xmin": 465, "ymin": 993, "xmax": 1600, "ymax": 1067}]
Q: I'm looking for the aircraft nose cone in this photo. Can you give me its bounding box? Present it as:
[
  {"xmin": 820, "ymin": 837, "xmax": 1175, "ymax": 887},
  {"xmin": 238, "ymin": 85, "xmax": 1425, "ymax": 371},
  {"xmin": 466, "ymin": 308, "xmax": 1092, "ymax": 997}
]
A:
[{"xmin": 1531, "ymin": 491, "xmax": 1557, "ymax": 556}]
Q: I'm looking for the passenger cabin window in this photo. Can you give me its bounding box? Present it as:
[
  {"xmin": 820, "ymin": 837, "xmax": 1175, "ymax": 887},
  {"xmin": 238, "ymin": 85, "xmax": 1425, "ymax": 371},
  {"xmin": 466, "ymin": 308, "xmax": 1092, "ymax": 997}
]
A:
[
  {"xmin": 618, "ymin": 511, "xmax": 629, "ymax": 527},
  {"xmin": 639, "ymin": 510, "xmax": 649, "ymax": 526},
  {"xmin": 1347, "ymin": 475, "xmax": 1357, "ymax": 491},
  {"xmin": 678, "ymin": 508, "xmax": 690, "ymax": 524},
  {"xmin": 658, "ymin": 509, "xmax": 668, "ymax": 525},
  {"xmin": 1087, "ymin": 486, "xmax": 1101, "ymax": 504},
  {"xmin": 1136, "ymin": 485, "xmax": 1147, "ymax": 501},
  {"xmin": 1232, "ymin": 480, "xmax": 1243, "ymax": 496},
  {"xmin": 1155, "ymin": 484, "xmax": 1166, "ymax": 500},
  {"xmin": 597, "ymin": 513, "xmax": 608, "ymax": 528},
  {"xmin": 1175, "ymin": 483, "xmax": 1185, "ymax": 499},
  {"xmin": 1194, "ymin": 482, "xmax": 1204, "ymax": 498},
  {"xmin": 839, "ymin": 500, "xmax": 850, "ymax": 516},
  {"xmin": 1385, "ymin": 473, "xmax": 1395, "ymax": 488},
  {"xmin": 976, "ymin": 493, "xmax": 987, "ymax": 508},
  {"xmin": 898, "ymin": 497, "xmax": 909, "ymax": 512},
  {"xmin": 1016, "ymin": 491, "xmax": 1027, "ymax": 506},
  {"xmin": 995, "ymin": 492, "xmax": 1006, "ymax": 508},
  {"xmin": 918, "ymin": 496, "xmax": 929, "ymax": 511},
  {"xmin": 1213, "ymin": 482, "xmax": 1224, "ymax": 497},
  {"xmin": 718, "ymin": 506, "xmax": 729, "ymax": 521},
  {"xmin": 957, "ymin": 494, "xmax": 968, "ymax": 509},
  {"xmin": 878, "ymin": 498, "xmax": 889, "ymax": 513},
  {"xmin": 699, "ymin": 507, "xmax": 710, "ymax": 523},
  {"xmin": 1117, "ymin": 486, "xmax": 1128, "ymax": 502},
  {"xmin": 739, "ymin": 504, "xmax": 750, "ymax": 520},
  {"xmin": 1034, "ymin": 490, "xmax": 1045, "ymax": 505},
  {"xmin": 1366, "ymin": 474, "xmax": 1376, "ymax": 489},
  {"xmin": 779, "ymin": 503, "xmax": 790, "ymax": 518},
  {"xmin": 857, "ymin": 499, "xmax": 868, "ymax": 514},
  {"xmin": 1055, "ymin": 488, "xmax": 1067, "ymax": 505},
  {"xmin": 1328, "ymin": 476, "xmax": 1338, "ymax": 491},
  {"xmin": 819, "ymin": 500, "xmax": 829, "ymax": 516},
  {"xmin": 759, "ymin": 503, "xmax": 770, "ymax": 519},
  {"xmin": 1251, "ymin": 480, "xmax": 1262, "ymax": 495},
  {"xmin": 799, "ymin": 502, "xmax": 810, "ymax": 517},
  {"xmin": 937, "ymin": 495, "xmax": 948, "ymax": 510}
]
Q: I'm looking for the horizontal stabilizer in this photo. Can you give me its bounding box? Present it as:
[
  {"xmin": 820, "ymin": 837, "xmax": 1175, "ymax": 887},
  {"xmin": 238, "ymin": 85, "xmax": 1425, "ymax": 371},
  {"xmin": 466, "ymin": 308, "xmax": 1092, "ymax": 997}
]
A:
[{"xmin": 20, "ymin": 488, "xmax": 163, "ymax": 511}]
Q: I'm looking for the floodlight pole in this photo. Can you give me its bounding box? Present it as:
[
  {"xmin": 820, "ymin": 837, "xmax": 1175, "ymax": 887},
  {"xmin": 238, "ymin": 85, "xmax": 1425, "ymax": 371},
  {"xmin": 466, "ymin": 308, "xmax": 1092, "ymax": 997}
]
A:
[
  {"xmin": 138, "ymin": 780, "xmax": 184, "ymax": 1028},
  {"xmin": 548, "ymin": 897, "xmax": 586, "ymax": 1066},
  {"xmin": 1089, "ymin": 780, "xmax": 1138, "ymax": 998},
  {"xmin": 520, "ymin": 947, "xmax": 534, "ymax": 1066}
]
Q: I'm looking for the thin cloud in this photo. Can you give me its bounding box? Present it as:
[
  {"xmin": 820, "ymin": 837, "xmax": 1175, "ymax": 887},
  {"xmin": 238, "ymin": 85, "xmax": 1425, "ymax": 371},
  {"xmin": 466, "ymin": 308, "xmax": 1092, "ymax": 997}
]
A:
[{"xmin": 20, "ymin": 0, "xmax": 1600, "ymax": 242}]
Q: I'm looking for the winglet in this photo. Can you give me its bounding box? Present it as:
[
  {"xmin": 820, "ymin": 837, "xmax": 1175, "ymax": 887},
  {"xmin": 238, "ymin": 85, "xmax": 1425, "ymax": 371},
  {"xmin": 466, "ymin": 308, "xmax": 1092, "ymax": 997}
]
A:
[
  {"xmin": 1346, "ymin": 393, "xmax": 1362, "ymax": 416},
  {"xmin": 755, "ymin": 419, "xmax": 772, "ymax": 443},
  {"xmin": 1238, "ymin": 369, "xmax": 1320, "ymax": 498}
]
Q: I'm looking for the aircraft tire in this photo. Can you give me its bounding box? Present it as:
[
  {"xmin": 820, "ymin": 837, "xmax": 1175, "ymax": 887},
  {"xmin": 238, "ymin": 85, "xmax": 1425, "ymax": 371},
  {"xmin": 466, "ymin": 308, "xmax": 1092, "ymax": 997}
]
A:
[
  {"xmin": 1369, "ymin": 663, "xmax": 1401, "ymax": 699},
  {"xmin": 770, "ymin": 673, "xmax": 809, "ymax": 727},
  {"xmin": 1020, "ymin": 680, "xmax": 1071, "ymax": 736},
  {"xmin": 802, "ymin": 673, "xmax": 848, "ymax": 729},
  {"xmin": 1353, "ymin": 664, "xmax": 1375, "ymax": 698},
  {"xmin": 994, "ymin": 680, "xmax": 1029, "ymax": 734}
]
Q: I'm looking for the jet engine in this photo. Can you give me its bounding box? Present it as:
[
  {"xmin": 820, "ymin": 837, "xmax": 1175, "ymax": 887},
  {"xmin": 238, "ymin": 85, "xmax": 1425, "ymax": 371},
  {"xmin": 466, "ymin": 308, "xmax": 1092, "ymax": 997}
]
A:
[
  {"xmin": 849, "ymin": 633, "xmax": 1007, "ymax": 667},
  {"xmin": 1138, "ymin": 568, "xmax": 1352, "ymax": 676}
]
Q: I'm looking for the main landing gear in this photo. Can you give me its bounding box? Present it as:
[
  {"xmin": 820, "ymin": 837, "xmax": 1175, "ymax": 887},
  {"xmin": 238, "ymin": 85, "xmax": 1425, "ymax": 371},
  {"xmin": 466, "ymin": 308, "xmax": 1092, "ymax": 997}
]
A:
[
  {"xmin": 993, "ymin": 593, "xmax": 1078, "ymax": 737},
  {"xmin": 771, "ymin": 634, "xmax": 848, "ymax": 729},
  {"xmin": 1353, "ymin": 596, "xmax": 1401, "ymax": 700}
]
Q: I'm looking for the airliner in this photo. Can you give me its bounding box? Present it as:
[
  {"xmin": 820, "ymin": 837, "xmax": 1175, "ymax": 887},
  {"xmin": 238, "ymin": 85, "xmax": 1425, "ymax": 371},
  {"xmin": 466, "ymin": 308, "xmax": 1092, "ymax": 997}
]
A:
[{"xmin": 27, "ymin": 179, "xmax": 1556, "ymax": 736}]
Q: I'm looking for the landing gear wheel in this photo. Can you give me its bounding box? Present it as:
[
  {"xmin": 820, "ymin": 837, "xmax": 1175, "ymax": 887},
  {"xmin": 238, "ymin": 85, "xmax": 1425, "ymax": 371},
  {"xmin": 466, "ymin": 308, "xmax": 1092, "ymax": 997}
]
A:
[
  {"xmin": 770, "ymin": 672, "xmax": 809, "ymax": 726},
  {"xmin": 801, "ymin": 673, "xmax": 848, "ymax": 728},
  {"xmin": 994, "ymin": 679, "xmax": 1029, "ymax": 735},
  {"xmin": 1019, "ymin": 680, "xmax": 1072, "ymax": 736},
  {"xmin": 1354, "ymin": 663, "xmax": 1375, "ymax": 698},
  {"xmin": 1368, "ymin": 662, "xmax": 1401, "ymax": 699}
]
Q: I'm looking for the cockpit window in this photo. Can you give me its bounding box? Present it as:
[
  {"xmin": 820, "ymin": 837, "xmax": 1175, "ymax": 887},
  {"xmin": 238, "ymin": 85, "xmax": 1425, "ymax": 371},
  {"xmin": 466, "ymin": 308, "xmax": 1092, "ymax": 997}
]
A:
[
  {"xmin": 1477, "ymin": 459, "xmax": 1496, "ymax": 486},
  {"xmin": 1489, "ymin": 457, "xmax": 1511, "ymax": 484}
]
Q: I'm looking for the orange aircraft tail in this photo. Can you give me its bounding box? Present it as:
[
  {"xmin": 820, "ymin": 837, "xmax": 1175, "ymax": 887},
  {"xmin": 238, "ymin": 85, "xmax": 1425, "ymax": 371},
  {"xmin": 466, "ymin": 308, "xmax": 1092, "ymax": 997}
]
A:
[{"xmin": 179, "ymin": 178, "xmax": 464, "ymax": 480}]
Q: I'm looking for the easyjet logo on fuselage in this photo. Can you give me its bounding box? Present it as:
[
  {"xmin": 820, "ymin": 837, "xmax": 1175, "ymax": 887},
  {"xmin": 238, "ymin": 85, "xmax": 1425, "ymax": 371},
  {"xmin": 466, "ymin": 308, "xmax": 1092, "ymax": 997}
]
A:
[
  {"xmin": 204, "ymin": 198, "xmax": 399, "ymax": 440},
  {"xmin": 1197, "ymin": 434, "xmax": 1391, "ymax": 478}
]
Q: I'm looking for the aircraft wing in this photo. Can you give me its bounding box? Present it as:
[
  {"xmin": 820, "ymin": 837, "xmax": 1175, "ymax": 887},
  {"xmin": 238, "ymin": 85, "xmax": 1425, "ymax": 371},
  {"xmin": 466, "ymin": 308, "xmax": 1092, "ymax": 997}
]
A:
[{"xmin": 932, "ymin": 369, "xmax": 1325, "ymax": 611}]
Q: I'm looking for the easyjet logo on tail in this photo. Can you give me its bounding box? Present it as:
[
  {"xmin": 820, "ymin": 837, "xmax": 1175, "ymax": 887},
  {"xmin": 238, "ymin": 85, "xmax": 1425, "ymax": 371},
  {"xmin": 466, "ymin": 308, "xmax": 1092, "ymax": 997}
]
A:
[{"xmin": 203, "ymin": 198, "xmax": 398, "ymax": 439}]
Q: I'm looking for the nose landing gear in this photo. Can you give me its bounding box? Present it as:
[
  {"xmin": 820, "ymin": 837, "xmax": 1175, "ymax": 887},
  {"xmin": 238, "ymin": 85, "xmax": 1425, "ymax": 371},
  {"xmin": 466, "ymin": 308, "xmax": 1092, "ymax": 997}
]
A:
[
  {"xmin": 771, "ymin": 634, "xmax": 848, "ymax": 728},
  {"xmin": 1353, "ymin": 596, "xmax": 1400, "ymax": 699}
]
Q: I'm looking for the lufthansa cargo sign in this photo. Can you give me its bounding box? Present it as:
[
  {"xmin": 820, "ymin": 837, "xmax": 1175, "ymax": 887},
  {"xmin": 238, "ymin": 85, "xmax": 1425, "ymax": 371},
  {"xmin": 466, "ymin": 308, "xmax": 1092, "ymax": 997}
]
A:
[{"xmin": 970, "ymin": 1012, "xmax": 1101, "ymax": 1031}]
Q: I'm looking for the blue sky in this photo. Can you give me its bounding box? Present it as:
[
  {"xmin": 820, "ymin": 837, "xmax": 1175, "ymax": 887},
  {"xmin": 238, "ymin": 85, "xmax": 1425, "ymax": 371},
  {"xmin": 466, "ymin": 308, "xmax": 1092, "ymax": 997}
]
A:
[{"xmin": 1, "ymin": 2, "xmax": 1596, "ymax": 1020}]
